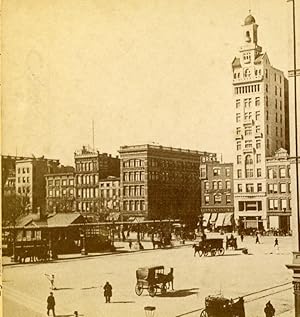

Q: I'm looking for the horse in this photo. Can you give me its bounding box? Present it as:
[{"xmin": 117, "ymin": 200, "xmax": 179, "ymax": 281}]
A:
[{"xmin": 192, "ymin": 244, "xmax": 203, "ymax": 257}]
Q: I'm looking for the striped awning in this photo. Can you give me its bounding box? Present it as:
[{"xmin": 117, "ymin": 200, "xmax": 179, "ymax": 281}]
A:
[
  {"xmin": 210, "ymin": 213, "xmax": 218, "ymax": 222},
  {"xmin": 216, "ymin": 213, "xmax": 226, "ymax": 227},
  {"xmin": 223, "ymin": 213, "xmax": 233, "ymax": 226}
]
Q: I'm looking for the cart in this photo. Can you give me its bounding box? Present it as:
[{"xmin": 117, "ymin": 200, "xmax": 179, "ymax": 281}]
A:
[{"xmin": 135, "ymin": 266, "xmax": 174, "ymax": 297}]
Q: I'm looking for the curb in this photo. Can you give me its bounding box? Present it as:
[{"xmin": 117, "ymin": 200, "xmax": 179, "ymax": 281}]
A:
[{"xmin": 2, "ymin": 241, "xmax": 193, "ymax": 267}]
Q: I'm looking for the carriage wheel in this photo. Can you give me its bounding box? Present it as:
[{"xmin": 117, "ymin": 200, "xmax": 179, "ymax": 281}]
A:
[
  {"xmin": 148, "ymin": 285, "xmax": 157, "ymax": 297},
  {"xmin": 135, "ymin": 284, "xmax": 143, "ymax": 296},
  {"xmin": 203, "ymin": 251, "xmax": 209, "ymax": 257},
  {"xmin": 218, "ymin": 247, "xmax": 225, "ymax": 256},
  {"xmin": 200, "ymin": 309, "xmax": 208, "ymax": 317},
  {"xmin": 211, "ymin": 249, "xmax": 216, "ymax": 256}
]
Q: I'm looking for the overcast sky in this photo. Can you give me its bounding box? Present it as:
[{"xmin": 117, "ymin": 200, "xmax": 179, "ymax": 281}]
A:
[{"xmin": 2, "ymin": 0, "xmax": 290, "ymax": 166}]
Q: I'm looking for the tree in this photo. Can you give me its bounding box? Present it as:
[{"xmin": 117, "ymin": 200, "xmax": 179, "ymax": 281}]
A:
[{"xmin": 2, "ymin": 193, "xmax": 30, "ymax": 226}]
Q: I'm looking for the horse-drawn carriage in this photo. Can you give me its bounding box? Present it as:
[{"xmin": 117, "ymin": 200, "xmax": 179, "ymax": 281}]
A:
[
  {"xmin": 135, "ymin": 266, "xmax": 174, "ymax": 297},
  {"xmin": 193, "ymin": 239, "xmax": 225, "ymax": 257},
  {"xmin": 200, "ymin": 295, "xmax": 245, "ymax": 317}
]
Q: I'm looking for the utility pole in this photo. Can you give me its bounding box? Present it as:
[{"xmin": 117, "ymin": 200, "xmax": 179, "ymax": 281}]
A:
[{"xmin": 286, "ymin": 1, "xmax": 300, "ymax": 316}]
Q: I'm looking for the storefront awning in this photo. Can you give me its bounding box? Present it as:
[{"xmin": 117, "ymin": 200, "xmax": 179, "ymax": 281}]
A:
[
  {"xmin": 216, "ymin": 213, "xmax": 226, "ymax": 227},
  {"xmin": 223, "ymin": 213, "xmax": 233, "ymax": 226},
  {"xmin": 210, "ymin": 213, "xmax": 218, "ymax": 222}
]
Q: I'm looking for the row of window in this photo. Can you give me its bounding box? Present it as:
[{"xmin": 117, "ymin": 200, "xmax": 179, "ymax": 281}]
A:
[
  {"xmin": 17, "ymin": 167, "xmax": 30, "ymax": 174},
  {"xmin": 236, "ymin": 126, "xmax": 258, "ymax": 136},
  {"xmin": 48, "ymin": 178, "xmax": 74, "ymax": 186},
  {"xmin": 100, "ymin": 182, "xmax": 119, "ymax": 188},
  {"xmin": 237, "ymin": 154, "xmax": 261, "ymax": 165},
  {"xmin": 76, "ymin": 161, "xmax": 98, "ymax": 172},
  {"xmin": 123, "ymin": 159, "xmax": 144, "ymax": 168},
  {"xmin": 236, "ymin": 97, "xmax": 260, "ymax": 109},
  {"xmin": 267, "ymin": 167, "xmax": 290, "ymax": 179},
  {"xmin": 99, "ymin": 189, "xmax": 120, "ymax": 198},
  {"xmin": 237, "ymin": 183, "xmax": 263, "ymax": 193},
  {"xmin": 17, "ymin": 176, "xmax": 30, "ymax": 183},
  {"xmin": 268, "ymin": 198, "xmax": 291, "ymax": 210},
  {"xmin": 234, "ymin": 85, "xmax": 261, "ymax": 95},
  {"xmin": 77, "ymin": 187, "xmax": 98, "ymax": 198},
  {"xmin": 204, "ymin": 194, "xmax": 231, "ymax": 204},
  {"xmin": 123, "ymin": 186, "xmax": 145, "ymax": 197},
  {"xmin": 76, "ymin": 174, "xmax": 98, "ymax": 185},
  {"xmin": 48, "ymin": 188, "xmax": 74, "ymax": 197},
  {"xmin": 236, "ymin": 111, "xmax": 260, "ymax": 123},
  {"xmin": 268, "ymin": 183, "xmax": 291, "ymax": 194},
  {"xmin": 237, "ymin": 168, "xmax": 262, "ymax": 178},
  {"xmin": 203, "ymin": 180, "xmax": 231, "ymax": 190},
  {"xmin": 148, "ymin": 171, "xmax": 198, "ymax": 182},
  {"xmin": 146, "ymin": 159, "xmax": 199, "ymax": 170},
  {"xmin": 237, "ymin": 139, "xmax": 262, "ymax": 150},
  {"xmin": 123, "ymin": 200, "xmax": 145, "ymax": 211},
  {"xmin": 17, "ymin": 186, "xmax": 30, "ymax": 194},
  {"xmin": 123, "ymin": 172, "xmax": 145, "ymax": 182},
  {"xmin": 212, "ymin": 168, "xmax": 231, "ymax": 177}
]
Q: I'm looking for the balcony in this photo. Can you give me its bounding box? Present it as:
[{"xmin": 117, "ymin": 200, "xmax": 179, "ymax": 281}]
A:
[
  {"xmin": 233, "ymin": 74, "xmax": 263, "ymax": 85},
  {"xmin": 243, "ymin": 148, "xmax": 253, "ymax": 154}
]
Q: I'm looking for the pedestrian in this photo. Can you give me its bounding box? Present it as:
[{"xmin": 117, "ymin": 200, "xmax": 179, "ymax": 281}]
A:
[
  {"xmin": 103, "ymin": 281, "xmax": 112, "ymax": 303},
  {"xmin": 255, "ymin": 233, "xmax": 260, "ymax": 244},
  {"xmin": 240, "ymin": 233, "xmax": 244, "ymax": 242},
  {"xmin": 73, "ymin": 311, "xmax": 79, "ymax": 317},
  {"xmin": 129, "ymin": 241, "xmax": 132, "ymax": 249},
  {"xmin": 45, "ymin": 274, "xmax": 56, "ymax": 290},
  {"xmin": 264, "ymin": 300, "xmax": 275, "ymax": 317},
  {"xmin": 274, "ymin": 238, "xmax": 278, "ymax": 247},
  {"xmin": 46, "ymin": 292, "xmax": 56, "ymax": 316}
]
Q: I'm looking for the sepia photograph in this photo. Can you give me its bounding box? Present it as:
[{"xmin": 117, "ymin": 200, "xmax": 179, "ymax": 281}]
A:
[{"xmin": 1, "ymin": 0, "xmax": 300, "ymax": 316}]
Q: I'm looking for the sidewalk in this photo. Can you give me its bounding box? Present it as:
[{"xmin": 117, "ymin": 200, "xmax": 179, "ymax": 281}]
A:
[
  {"xmin": 2, "ymin": 239, "xmax": 194, "ymax": 266},
  {"xmin": 278, "ymin": 309, "xmax": 294, "ymax": 316}
]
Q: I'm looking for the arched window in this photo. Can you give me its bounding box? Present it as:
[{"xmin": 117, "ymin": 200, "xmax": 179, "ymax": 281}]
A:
[
  {"xmin": 245, "ymin": 155, "xmax": 253, "ymax": 165},
  {"xmin": 244, "ymin": 68, "xmax": 251, "ymax": 78}
]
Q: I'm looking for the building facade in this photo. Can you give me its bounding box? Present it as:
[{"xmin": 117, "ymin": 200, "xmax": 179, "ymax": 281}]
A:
[
  {"xmin": 15, "ymin": 158, "xmax": 60, "ymax": 214},
  {"xmin": 266, "ymin": 148, "xmax": 291, "ymax": 232},
  {"xmin": 99, "ymin": 176, "xmax": 120, "ymax": 215},
  {"xmin": 74, "ymin": 146, "xmax": 120, "ymax": 213},
  {"xmin": 119, "ymin": 144, "xmax": 217, "ymax": 222},
  {"xmin": 232, "ymin": 14, "xmax": 289, "ymax": 230},
  {"xmin": 45, "ymin": 166, "xmax": 75, "ymax": 213},
  {"xmin": 200, "ymin": 162, "xmax": 234, "ymax": 230}
]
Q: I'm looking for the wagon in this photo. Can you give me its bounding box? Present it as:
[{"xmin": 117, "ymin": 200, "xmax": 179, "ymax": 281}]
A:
[
  {"xmin": 194, "ymin": 238, "xmax": 225, "ymax": 256},
  {"xmin": 200, "ymin": 295, "xmax": 245, "ymax": 317},
  {"xmin": 135, "ymin": 266, "xmax": 174, "ymax": 297}
]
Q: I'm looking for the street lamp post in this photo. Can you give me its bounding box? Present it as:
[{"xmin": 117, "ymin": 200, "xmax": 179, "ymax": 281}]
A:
[{"xmin": 286, "ymin": 1, "xmax": 300, "ymax": 316}]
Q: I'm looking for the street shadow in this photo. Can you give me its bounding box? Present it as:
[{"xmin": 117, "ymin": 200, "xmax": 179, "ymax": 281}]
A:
[
  {"xmin": 81, "ymin": 286, "xmax": 98, "ymax": 290},
  {"xmin": 54, "ymin": 287, "xmax": 74, "ymax": 291},
  {"xmin": 110, "ymin": 301, "xmax": 135, "ymax": 304},
  {"xmin": 157, "ymin": 288, "xmax": 199, "ymax": 298}
]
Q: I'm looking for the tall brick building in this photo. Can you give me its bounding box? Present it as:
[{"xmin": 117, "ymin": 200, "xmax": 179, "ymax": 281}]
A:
[
  {"xmin": 74, "ymin": 146, "xmax": 120, "ymax": 213},
  {"xmin": 232, "ymin": 13, "xmax": 289, "ymax": 230},
  {"xmin": 200, "ymin": 162, "xmax": 234, "ymax": 230},
  {"xmin": 119, "ymin": 144, "xmax": 217, "ymax": 222}
]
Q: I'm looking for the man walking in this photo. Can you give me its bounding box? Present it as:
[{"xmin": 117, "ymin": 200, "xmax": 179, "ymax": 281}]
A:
[
  {"xmin": 103, "ymin": 281, "xmax": 112, "ymax": 303},
  {"xmin": 47, "ymin": 292, "xmax": 56, "ymax": 316},
  {"xmin": 264, "ymin": 301, "xmax": 275, "ymax": 317}
]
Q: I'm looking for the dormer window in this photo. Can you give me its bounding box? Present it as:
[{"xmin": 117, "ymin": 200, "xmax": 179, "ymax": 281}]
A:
[{"xmin": 243, "ymin": 52, "xmax": 251, "ymax": 64}]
